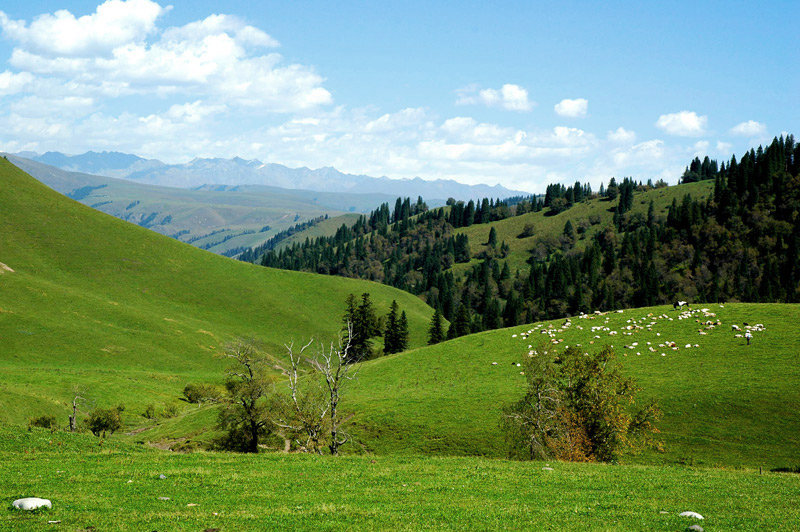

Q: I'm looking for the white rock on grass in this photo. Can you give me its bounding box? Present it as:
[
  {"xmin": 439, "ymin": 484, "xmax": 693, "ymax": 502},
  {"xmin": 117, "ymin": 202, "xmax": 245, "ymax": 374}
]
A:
[
  {"xmin": 680, "ymin": 511, "xmax": 704, "ymax": 519},
  {"xmin": 12, "ymin": 498, "xmax": 52, "ymax": 510},
  {"xmin": 688, "ymin": 525, "xmax": 704, "ymax": 532}
]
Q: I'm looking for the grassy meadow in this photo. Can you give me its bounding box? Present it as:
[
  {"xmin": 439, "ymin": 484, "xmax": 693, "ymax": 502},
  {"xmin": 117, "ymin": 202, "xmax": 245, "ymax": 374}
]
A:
[
  {"xmin": 3, "ymin": 429, "xmax": 799, "ymax": 532},
  {"xmin": 3, "ymin": 159, "xmax": 799, "ymax": 530}
]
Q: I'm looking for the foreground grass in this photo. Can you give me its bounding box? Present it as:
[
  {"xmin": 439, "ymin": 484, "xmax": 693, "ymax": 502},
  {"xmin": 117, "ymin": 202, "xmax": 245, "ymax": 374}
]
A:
[{"xmin": 3, "ymin": 429, "xmax": 799, "ymax": 532}]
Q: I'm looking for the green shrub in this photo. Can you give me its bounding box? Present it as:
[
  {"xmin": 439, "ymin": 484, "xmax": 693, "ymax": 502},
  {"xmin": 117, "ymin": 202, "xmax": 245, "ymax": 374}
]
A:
[
  {"xmin": 143, "ymin": 404, "xmax": 158, "ymax": 420},
  {"xmin": 86, "ymin": 407, "xmax": 122, "ymax": 438},
  {"xmin": 183, "ymin": 382, "xmax": 222, "ymax": 404},
  {"xmin": 28, "ymin": 414, "xmax": 59, "ymax": 431},
  {"xmin": 163, "ymin": 403, "xmax": 179, "ymax": 418}
]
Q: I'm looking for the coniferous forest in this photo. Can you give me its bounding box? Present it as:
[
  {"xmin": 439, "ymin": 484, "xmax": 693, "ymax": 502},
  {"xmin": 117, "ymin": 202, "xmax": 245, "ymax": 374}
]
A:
[{"xmin": 244, "ymin": 136, "xmax": 800, "ymax": 343}]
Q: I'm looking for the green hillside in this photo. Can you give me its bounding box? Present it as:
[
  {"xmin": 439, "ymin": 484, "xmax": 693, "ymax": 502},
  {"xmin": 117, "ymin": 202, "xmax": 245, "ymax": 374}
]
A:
[
  {"xmin": 347, "ymin": 302, "xmax": 800, "ymax": 469},
  {"xmin": 454, "ymin": 181, "xmax": 714, "ymax": 274},
  {"xmin": 274, "ymin": 213, "xmax": 362, "ymax": 251},
  {"xmin": 0, "ymin": 159, "xmax": 436, "ymax": 427}
]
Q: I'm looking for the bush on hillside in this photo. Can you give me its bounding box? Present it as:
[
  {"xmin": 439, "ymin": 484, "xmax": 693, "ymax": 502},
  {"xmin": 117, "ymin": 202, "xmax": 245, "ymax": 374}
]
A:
[
  {"xmin": 28, "ymin": 414, "xmax": 59, "ymax": 431},
  {"xmin": 502, "ymin": 344, "xmax": 662, "ymax": 462},
  {"xmin": 143, "ymin": 404, "xmax": 158, "ymax": 420},
  {"xmin": 86, "ymin": 407, "xmax": 122, "ymax": 438},
  {"xmin": 517, "ymin": 223, "xmax": 535, "ymax": 239},
  {"xmin": 183, "ymin": 383, "xmax": 222, "ymax": 404}
]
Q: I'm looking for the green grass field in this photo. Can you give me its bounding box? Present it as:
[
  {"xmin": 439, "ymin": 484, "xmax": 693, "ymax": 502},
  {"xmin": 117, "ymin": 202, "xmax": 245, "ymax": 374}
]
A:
[
  {"xmin": 0, "ymin": 159, "xmax": 436, "ymax": 428},
  {"xmin": 3, "ymin": 429, "xmax": 799, "ymax": 532}
]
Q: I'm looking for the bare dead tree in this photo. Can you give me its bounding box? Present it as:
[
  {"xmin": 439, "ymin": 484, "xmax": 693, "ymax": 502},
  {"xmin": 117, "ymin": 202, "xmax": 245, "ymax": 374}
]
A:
[
  {"xmin": 310, "ymin": 323, "xmax": 360, "ymax": 456},
  {"xmin": 275, "ymin": 338, "xmax": 330, "ymax": 454},
  {"xmin": 68, "ymin": 386, "xmax": 90, "ymax": 432}
]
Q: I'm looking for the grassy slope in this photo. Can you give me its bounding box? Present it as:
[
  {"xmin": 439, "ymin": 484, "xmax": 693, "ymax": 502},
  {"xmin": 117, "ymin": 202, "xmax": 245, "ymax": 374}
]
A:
[
  {"xmin": 348, "ymin": 303, "xmax": 800, "ymax": 469},
  {"xmin": 273, "ymin": 213, "xmax": 362, "ymax": 252},
  {"xmin": 3, "ymin": 428, "xmax": 799, "ymax": 532},
  {"xmin": 0, "ymin": 159, "xmax": 435, "ymax": 427},
  {"xmin": 455, "ymin": 181, "xmax": 714, "ymax": 274}
]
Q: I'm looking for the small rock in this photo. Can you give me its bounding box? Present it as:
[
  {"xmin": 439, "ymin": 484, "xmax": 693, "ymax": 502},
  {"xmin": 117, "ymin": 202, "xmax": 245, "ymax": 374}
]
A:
[
  {"xmin": 688, "ymin": 525, "xmax": 704, "ymax": 532},
  {"xmin": 127, "ymin": 480, "xmax": 133, "ymax": 483},
  {"xmin": 12, "ymin": 497, "xmax": 52, "ymax": 510},
  {"xmin": 187, "ymin": 503, "xmax": 199, "ymax": 507},
  {"xmin": 158, "ymin": 497, "xmax": 170, "ymax": 501},
  {"xmin": 158, "ymin": 474, "xmax": 167, "ymax": 480},
  {"xmin": 680, "ymin": 511, "xmax": 704, "ymax": 519},
  {"xmin": 542, "ymin": 467, "xmax": 554, "ymax": 471},
  {"xmin": 47, "ymin": 521, "xmax": 61, "ymax": 525}
]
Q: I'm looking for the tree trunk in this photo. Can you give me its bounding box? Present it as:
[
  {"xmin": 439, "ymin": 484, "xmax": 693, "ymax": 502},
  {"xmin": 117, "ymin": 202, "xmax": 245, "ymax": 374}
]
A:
[{"xmin": 249, "ymin": 421, "xmax": 259, "ymax": 453}]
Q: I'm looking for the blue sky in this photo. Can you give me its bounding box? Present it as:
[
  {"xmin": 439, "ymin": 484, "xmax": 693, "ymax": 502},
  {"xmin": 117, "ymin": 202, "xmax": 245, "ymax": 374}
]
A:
[{"xmin": 0, "ymin": 0, "xmax": 797, "ymax": 192}]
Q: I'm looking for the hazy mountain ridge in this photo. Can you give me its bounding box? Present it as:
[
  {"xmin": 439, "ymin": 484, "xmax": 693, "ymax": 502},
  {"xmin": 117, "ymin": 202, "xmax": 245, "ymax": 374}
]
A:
[
  {"xmin": 3, "ymin": 154, "xmax": 408, "ymax": 256},
  {"xmin": 23, "ymin": 150, "xmax": 528, "ymax": 201}
]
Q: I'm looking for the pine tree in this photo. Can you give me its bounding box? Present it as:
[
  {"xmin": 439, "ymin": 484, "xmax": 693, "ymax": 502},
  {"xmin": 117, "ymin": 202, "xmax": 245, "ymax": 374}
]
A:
[
  {"xmin": 384, "ymin": 300, "xmax": 400, "ymax": 355},
  {"xmin": 398, "ymin": 311, "xmax": 409, "ymax": 351},
  {"xmin": 428, "ymin": 308, "xmax": 445, "ymax": 345},
  {"xmin": 488, "ymin": 226, "xmax": 497, "ymax": 248},
  {"xmin": 343, "ymin": 293, "xmax": 380, "ymax": 362}
]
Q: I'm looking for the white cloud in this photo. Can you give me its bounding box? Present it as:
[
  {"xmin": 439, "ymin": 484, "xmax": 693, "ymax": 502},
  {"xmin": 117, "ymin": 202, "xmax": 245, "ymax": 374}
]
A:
[
  {"xmin": 607, "ymin": 127, "xmax": 636, "ymax": 143},
  {"xmin": 164, "ymin": 100, "xmax": 227, "ymax": 124},
  {"xmin": 655, "ymin": 111, "xmax": 708, "ymax": 136},
  {"xmin": 715, "ymin": 141, "xmax": 733, "ymax": 155},
  {"xmin": 692, "ymin": 140, "xmax": 710, "ymax": 157},
  {"xmin": 10, "ymin": 95, "xmax": 94, "ymax": 119},
  {"xmin": 612, "ymin": 140, "xmax": 665, "ymax": 167},
  {"xmin": 730, "ymin": 120, "xmax": 766, "ymax": 136},
  {"xmin": 0, "ymin": 4, "xmax": 330, "ymax": 113},
  {"xmin": 0, "ymin": 70, "xmax": 33, "ymax": 94},
  {"xmin": 456, "ymin": 83, "xmax": 533, "ymax": 111},
  {"xmin": 0, "ymin": 0, "xmax": 166, "ymax": 58},
  {"xmin": 554, "ymin": 98, "xmax": 588, "ymax": 118}
]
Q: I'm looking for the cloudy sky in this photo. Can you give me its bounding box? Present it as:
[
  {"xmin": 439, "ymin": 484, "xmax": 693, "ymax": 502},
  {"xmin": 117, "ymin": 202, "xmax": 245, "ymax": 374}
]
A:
[{"xmin": 0, "ymin": 0, "xmax": 797, "ymax": 192}]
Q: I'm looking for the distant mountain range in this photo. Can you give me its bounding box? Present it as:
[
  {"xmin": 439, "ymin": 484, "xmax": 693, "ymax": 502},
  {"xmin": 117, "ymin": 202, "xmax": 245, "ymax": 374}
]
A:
[{"xmin": 19, "ymin": 150, "xmax": 529, "ymax": 201}]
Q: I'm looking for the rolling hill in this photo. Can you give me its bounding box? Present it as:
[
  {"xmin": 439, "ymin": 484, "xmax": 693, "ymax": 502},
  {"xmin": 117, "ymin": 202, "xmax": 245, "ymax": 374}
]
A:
[
  {"xmin": 345, "ymin": 302, "xmax": 800, "ymax": 468},
  {"xmin": 3, "ymin": 154, "xmax": 798, "ymax": 473},
  {"xmin": 0, "ymin": 158, "xmax": 437, "ymax": 426}
]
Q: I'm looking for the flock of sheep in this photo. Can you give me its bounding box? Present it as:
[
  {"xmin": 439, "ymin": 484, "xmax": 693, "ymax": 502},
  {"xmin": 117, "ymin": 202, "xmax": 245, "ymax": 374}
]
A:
[{"xmin": 506, "ymin": 305, "xmax": 766, "ymax": 363}]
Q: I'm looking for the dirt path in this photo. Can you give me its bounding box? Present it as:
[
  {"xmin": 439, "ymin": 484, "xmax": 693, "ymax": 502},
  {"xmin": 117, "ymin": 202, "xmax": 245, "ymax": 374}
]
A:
[{"xmin": 125, "ymin": 425, "xmax": 154, "ymax": 436}]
